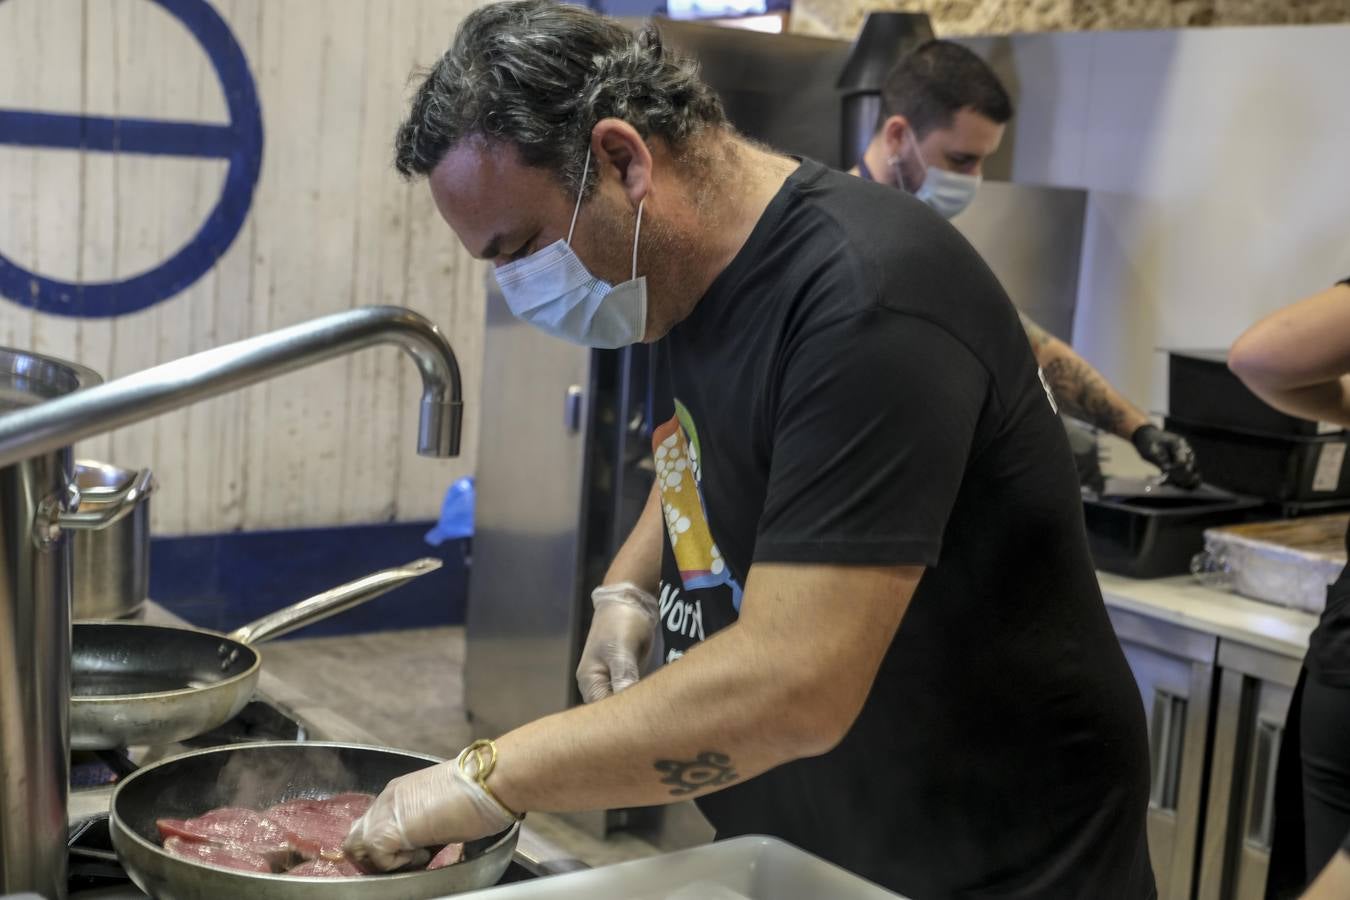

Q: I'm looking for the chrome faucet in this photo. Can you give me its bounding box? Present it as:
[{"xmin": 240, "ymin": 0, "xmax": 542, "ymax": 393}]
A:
[
  {"xmin": 0, "ymin": 305, "xmax": 462, "ymax": 897},
  {"xmin": 0, "ymin": 305, "xmax": 463, "ymax": 466}
]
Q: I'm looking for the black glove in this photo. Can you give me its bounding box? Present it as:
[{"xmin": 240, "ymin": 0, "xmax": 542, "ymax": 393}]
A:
[{"xmin": 1131, "ymin": 424, "xmax": 1201, "ymax": 489}]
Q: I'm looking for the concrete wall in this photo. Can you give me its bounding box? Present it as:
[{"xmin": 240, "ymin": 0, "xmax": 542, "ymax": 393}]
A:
[
  {"xmin": 792, "ymin": 0, "xmax": 1350, "ymax": 39},
  {"xmin": 0, "ymin": 0, "xmax": 485, "ymax": 536}
]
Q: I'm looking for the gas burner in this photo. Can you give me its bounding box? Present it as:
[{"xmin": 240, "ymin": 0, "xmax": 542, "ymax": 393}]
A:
[{"xmin": 70, "ymin": 699, "xmax": 309, "ymax": 796}]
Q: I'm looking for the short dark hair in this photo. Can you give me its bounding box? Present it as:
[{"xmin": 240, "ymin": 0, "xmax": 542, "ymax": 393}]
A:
[
  {"xmin": 880, "ymin": 40, "xmax": 1013, "ymax": 138},
  {"xmin": 394, "ymin": 0, "xmax": 726, "ymax": 192}
]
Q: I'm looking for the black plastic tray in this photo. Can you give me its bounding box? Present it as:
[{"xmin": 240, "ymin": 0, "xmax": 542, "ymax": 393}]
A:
[
  {"xmin": 1083, "ymin": 479, "xmax": 1264, "ymax": 578},
  {"xmin": 1166, "ymin": 415, "xmax": 1350, "ymax": 502},
  {"xmin": 1168, "ymin": 350, "xmax": 1337, "ymax": 437}
]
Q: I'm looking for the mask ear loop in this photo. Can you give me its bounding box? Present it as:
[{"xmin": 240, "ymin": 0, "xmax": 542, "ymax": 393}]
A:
[
  {"xmin": 631, "ymin": 198, "xmax": 645, "ymax": 281},
  {"xmin": 888, "ymin": 127, "xmax": 929, "ymax": 192},
  {"xmin": 567, "ymin": 148, "xmax": 592, "ymax": 246}
]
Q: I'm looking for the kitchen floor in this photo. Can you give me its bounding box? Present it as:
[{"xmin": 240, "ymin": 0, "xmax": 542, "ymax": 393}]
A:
[{"xmin": 261, "ymin": 627, "xmax": 677, "ymax": 869}]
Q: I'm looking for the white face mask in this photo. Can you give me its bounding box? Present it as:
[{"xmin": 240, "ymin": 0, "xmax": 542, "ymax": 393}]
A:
[
  {"xmin": 493, "ymin": 149, "xmax": 647, "ymax": 349},
  {"xmin": 915, "ymin": 168, "xmax": 981, "ymax": 219},
  {"xmin": 890, "ymin": 131, "xmax": 981, "ymax": 220}
]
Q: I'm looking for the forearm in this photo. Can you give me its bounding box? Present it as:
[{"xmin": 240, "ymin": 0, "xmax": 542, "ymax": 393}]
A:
[
  {"xmin": 1304, "ymin": 850, "xmax": 1350, "ymax": 899},
  {"xmin": 1039, "ymin": 340, "xmax": 1150, "ymax": 439},
  {"xmin": 492, "ymin": 562, "xmax": 917, "ymax": 815},
  {"xmin": 1018, "ymin": 313, "xmax": 1148, "ymax": 439},
  {"xmin": 346, "ymin": 565, "xmax": 918, "ymax": 868},
  {"xmin": 493, "ymin": 621, "xmax": 817, "ymax": 813},
  {"xmin": 1243, "ymin": 375, "xmax": 1350, "ymax": 428},
  {"xmin": 601, "ymin": 482, "xmax": 664, "ymax": 594},
  {"xmin": 1230, "ymin": 284, "xmax": 1350, "ymax": 429}
]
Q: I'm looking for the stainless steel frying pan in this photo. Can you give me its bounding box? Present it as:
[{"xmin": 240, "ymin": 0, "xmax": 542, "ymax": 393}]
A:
[
  {"xmin": 71, "ymin": 558, "xmax": 442, "ymax": 750},
  {"xmin": 109, "ymin": 741, "xmax": 519, "ymax": 899}
]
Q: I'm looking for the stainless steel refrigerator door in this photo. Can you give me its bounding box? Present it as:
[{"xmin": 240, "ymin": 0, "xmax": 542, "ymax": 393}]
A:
[
  {"xmin": 1109, "ymin": 607, "xmax": 1219, "ymax": 900},
  {"xmin": 465, "ymin": 281, "xmax": 595, "ymax": 739},
  {"xmin": 951, "ymin": 180, "xmax": 1088, "ymax": 344},
  {"xmin": 1197, "ymin": 640, "xmax": 1301, "ymax": 900}
]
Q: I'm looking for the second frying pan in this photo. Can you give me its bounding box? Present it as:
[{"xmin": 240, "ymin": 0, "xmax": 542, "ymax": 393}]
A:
[{"xmin": 71, "ymin": 558, "xmax": 442, "ymax": 750}]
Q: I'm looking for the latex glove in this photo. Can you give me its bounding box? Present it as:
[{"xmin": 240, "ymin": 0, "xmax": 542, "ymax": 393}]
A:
[
  {"xmin": 344, "ymin": 746, "xmax": 517, "ymax": 872},
  {"xmin": 575, "ymin": 582, "xmax": 662, "ymax": 704},
  {"xmin": 1131, "ymin": 424, "xmax": 1201, "ymax": 489}
]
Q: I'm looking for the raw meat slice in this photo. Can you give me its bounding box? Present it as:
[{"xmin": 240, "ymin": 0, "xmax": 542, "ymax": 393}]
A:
[
  {"xmin": 427, "ymin": 843, "xmax": 465, "ymax": 870},
  {"xmin": 286, "ymin": 855, "xmax": 367, "ymax": 877},
  {"xmin": 156, "ymin": 793, "xmax": 380, "ymax": 874},
  {"xmin": 155, "ymin": 808, "xmax": 289, "ymax": 860},
  {"xmin": 265, "ymin": 798, "xmax": 363, "ymax": 860},
  {"xmin": 269, "ymin": 810, "xmax": 350, "ymax": 860},
  {"xmin": 163, "ymin": 835, "xmax": 272, "ymax": 873},
  {"xmin": 322, "ymin": 792, "xmax": 375, "ymax": 818}
]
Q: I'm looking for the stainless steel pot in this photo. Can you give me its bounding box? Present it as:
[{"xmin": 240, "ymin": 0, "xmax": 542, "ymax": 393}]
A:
[
  {"xmin": 72, "ymin": 460, "xmax": 155, "ymax": 620},
  {"xmin": 0, "ymin": 347, "xmax": 101, "ymax": 899}
]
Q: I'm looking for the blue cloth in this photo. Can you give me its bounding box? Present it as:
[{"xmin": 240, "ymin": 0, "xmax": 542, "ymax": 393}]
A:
[{"xmin": 425, "ymin": 477, "xmax": 475, "ymax": 545}]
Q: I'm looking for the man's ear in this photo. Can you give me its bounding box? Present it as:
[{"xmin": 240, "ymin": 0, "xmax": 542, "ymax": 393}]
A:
[
  {"xmin": 591, "ymin": 118, "xmax": 652, "ymax": 208},
  {"xmin": 881, "ymin": 115, "xmax": 912, "ymax": 159}
]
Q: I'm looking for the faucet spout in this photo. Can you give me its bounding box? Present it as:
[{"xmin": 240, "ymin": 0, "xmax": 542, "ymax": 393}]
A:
[{"xmin": 0, "ymin": 306, "xmax": 463, "ymax": 468}]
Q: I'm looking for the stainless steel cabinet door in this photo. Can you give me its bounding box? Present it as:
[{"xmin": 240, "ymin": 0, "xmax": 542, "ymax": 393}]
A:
[
  {"xmin": 1198, "ymin": 642, "xmax": 1301, "ymax": 900},
  {"xmin": 1109, "ymin": 608, "xmax": 1219, "ymax": 900}
]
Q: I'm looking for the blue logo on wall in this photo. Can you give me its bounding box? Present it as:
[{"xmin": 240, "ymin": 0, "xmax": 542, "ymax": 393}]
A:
[{"xmin": 0, "ymin": 0, "xmax": 263, "ymax": 318}]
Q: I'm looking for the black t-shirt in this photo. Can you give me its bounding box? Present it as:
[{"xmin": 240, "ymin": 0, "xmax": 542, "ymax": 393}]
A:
[
  {"xmin": 1305, "ymin": 278, "xmax": 1350, "ymax": 686},
  {"xmin": 649, "ymin": 160, "xmax": 1154, "ymax": 898},
  {"xmin": 1309, "ymin": 529, "xmax": 1350, "ymax": 686}
]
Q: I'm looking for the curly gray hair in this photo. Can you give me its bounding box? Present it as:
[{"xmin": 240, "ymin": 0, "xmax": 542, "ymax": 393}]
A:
[{"xmin": 394, "ymin": 0, "xmax": 726, "ymax": 194}]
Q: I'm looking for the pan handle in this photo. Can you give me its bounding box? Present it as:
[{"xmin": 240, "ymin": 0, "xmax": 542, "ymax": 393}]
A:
[{"xmin": 227, "ymin": 557, "xmax": 443, "ymax": 645}]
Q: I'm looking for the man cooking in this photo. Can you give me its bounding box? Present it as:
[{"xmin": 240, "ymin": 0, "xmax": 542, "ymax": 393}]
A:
[
  {"xmin": 856, "ymin": 39, "xmax": 1200, "ymax": 490},
  {"xmin": 345, "ymin": 3, "xmax": 1155, "ymax": 896}
]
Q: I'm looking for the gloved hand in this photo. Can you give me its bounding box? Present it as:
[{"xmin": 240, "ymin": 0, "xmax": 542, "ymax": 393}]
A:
[
  {"xmin": 575, "ymin": 582, "xmax": 662, "ymax": 704},
  {"xmin": 1131, "ymin": 424, "xmax": 1201, "ymax": 489},
  {"xmin": 344, "ymin": 743, "xmax": 518, "ymax": 872}
]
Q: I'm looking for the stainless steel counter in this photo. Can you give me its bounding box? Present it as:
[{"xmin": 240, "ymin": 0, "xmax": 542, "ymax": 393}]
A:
[{"xmin": 1098, "ymin": 571, "xmax": 1317, "ymax": 660}]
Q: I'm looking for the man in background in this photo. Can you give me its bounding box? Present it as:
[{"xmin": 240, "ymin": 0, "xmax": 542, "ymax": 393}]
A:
[{"xmin": 854, "ymin": 39, "xmax": 1201, "ymax": 489}]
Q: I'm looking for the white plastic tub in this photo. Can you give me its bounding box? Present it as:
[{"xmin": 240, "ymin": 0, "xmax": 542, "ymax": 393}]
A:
[{"xmin": 454, "ymin": 836, "xmax": 905, "ymax": 900}]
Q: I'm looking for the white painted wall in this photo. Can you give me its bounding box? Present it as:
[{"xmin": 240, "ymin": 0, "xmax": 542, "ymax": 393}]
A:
[
  {"xmin": 963, "ymin": 24, "xmax": 1350, "ymax": 471},
  {"xmin": 0, "ymin": 0, "xmax": 485, "ymax": 535}
]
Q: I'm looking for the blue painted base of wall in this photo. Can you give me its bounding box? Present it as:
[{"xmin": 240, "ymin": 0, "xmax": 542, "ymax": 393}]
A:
[{"xmin": 148, "ymin": 522, "xmax": 469, "ymax": 638}]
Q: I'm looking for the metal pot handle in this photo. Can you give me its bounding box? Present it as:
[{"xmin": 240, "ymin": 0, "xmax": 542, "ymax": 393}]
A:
[
  {"xmin": 58, "ymin": 468, "xmax": 155, "ymax": 531},
  {"xmin": 227, "ymin": 557, "xmax": 443, "ymax": 645}
]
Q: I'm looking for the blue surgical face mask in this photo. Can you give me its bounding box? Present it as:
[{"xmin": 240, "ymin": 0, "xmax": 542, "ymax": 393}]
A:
[
  {"xmin": 492, "ymin": 150, "xmax": 647, "ymax": 349},
  {"xmin": 915, "ymin": 167, "xmax": 980, "ymax": 219},
  {"xmin": 889, "ymin": 131, "xmax": 981, "ymax": 220}
]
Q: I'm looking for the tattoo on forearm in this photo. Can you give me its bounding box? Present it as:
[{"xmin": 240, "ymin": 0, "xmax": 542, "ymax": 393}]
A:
[
  {"xmin": 1043, "ymin": 356, "xmax": 1130, "ymax": 436},
  {"xmin": 653, "ymin": 751, "xmax": 739, "ymax": 796}
]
